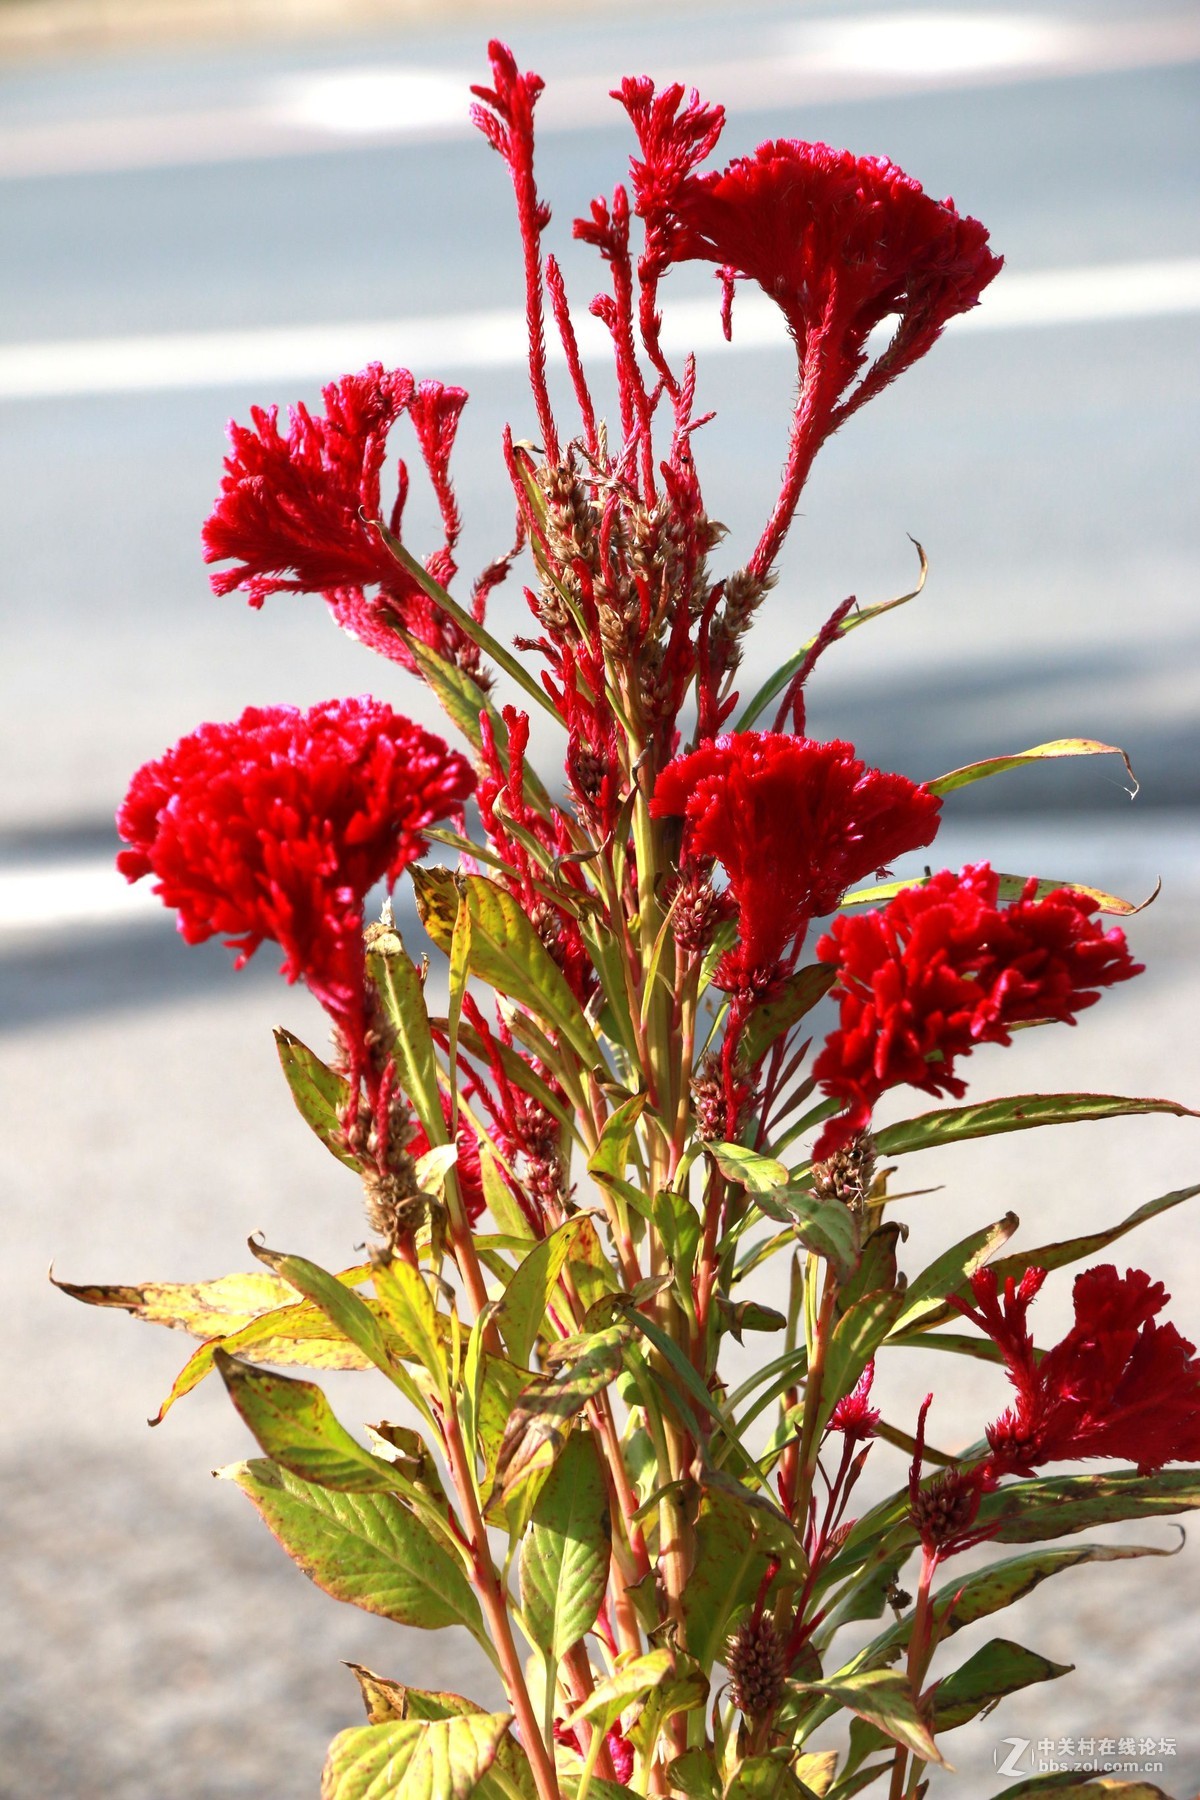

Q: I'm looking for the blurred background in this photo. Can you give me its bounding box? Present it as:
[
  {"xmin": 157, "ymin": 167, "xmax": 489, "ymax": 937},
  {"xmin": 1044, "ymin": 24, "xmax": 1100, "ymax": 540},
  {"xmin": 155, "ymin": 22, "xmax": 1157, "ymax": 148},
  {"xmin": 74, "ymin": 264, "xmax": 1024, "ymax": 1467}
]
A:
[{"xmin": 2, "ymin": 0, "xmax": 1199, "ymax": 1792}]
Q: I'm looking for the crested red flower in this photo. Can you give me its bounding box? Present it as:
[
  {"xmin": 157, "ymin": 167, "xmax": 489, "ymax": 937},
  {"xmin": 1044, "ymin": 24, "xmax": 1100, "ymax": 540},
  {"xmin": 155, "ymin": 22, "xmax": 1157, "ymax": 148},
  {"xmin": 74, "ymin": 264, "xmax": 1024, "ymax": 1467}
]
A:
[
  {"xmin": 116, "ymin": 698, "xmax": 474, "ymax": 1048},
  {"xmin": 651, "ymin": 733, "xmax": 941, "ymax": 991},
  {"xmin": 955, "ymin": 1264, "xmax": 1200, "ymax": 1477},
  {"xmin": 203, "ymin": 365, "xmax": 479, "ymax": 673},
  {"xmin": 828, "ymin": 1360, "xmax": 879, "ymax": 1442},
  {"xmin": 813, "ymin": 864, "xmax": 1142, "ymax": 1154}
]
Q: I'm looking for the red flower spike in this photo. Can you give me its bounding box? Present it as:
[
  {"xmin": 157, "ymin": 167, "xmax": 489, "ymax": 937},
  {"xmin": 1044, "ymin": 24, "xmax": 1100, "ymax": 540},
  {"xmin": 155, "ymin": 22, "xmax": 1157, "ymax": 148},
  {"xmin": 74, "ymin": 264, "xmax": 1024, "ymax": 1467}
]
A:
[
  {"xmin": 828, "ymin": 1360, "xmax": 879, "ymax": 1441},
  {"xmin": 407, "ymin": 381, "xmax": 469, "ymax": 583},
  {"xmin": 813, "ymin": 864, "xmax": 1143, "ymax": 1155},
  {"xmin": 651, "ymin": 733, "xmax": 941, "ymax": 992},
  {"xmin": 116, "ymin": 699, "xmax": 474, "ymax": 1056},
  {"xmin": 957, "ymin": 1264, "xmax": 1200, "ymax": 1477}
]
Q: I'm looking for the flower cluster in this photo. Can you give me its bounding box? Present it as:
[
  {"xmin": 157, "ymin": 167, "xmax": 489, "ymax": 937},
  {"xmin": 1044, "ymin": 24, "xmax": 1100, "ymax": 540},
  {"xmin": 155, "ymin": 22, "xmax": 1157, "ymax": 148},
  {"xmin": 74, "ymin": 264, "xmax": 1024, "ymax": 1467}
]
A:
[
  {"xmin": 117, "ymin": 698, "xmax": 473, "ymax": 1053},
  {"xmin": 651, "ymin": 732, "xmax": 941, "ymax": 994},
  {"xmin": 813, "ymin": 864, "xmax": 1142, "ymax": 1154}
]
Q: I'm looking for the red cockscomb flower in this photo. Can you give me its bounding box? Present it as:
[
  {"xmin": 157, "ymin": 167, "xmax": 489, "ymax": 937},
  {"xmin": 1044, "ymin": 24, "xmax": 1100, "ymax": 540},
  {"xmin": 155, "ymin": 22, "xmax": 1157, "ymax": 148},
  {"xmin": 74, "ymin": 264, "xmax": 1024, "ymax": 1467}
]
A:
[
  {"xmin": 651, "ymin": 733, "xmax": 941, "ymax": 992},
  {"xmin": 116, "ymin": 698, "xmax": 474, "ymax": 1052},
  {"xmin": 955, "ymin": 1264, "xmax": 1200, "ymax": 1477},
  {"xmin": 813, "ymin": 864, "xmax": 1142, "ymax": 1154},
  {"xmin": 828, "ymin": 1360, "xmax": 880, "ymax": 1442},
  {"xmin": 203, "ymin": 366, "xmax": 478, "ymax": 672}
]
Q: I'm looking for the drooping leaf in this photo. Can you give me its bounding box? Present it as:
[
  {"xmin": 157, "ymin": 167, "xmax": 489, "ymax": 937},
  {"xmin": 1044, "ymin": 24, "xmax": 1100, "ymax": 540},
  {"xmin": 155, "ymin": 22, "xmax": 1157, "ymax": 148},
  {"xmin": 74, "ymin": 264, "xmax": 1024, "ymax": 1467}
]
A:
[
  {"xmin": 320, "ymin": 1711, "xmax": 512, "ymax": 1800},
  {"xmin": 220, "ymin": 1458, "xmax": 485, "ymax": 1638},
  {"xmin": 50, "ymin": 1266, "xmax": 307, "ymax": 1338},
  {"xmin": 977, "ymin": 1466, "xmax": 1200, "ymax": 1543},
  {"xmin": 842, "ymin": 868, "xmax": 1146, "ymax": 917},
  {"xmin": 873, "ymin": 1092, "xmax": 1197, "ymax": 1160},
  {"xmin": 494, "ymin": 1216, "xmax": 591, "ymax": 1369},
  {"xmin": 739, "ymin": 965, "xmax": 837, "ymax": 1069},
  {"xmin": 926, "ymin": 737, "xmax": 1136, "ymax": 799},
  {"xmin": 791, "ymin": 1669, "xmax": 944, "ymax": 1766},
  {"xmin": 414, "ymin": 870, "xmax": 597, "ymax": 1067},
  {"xmin": 754, "ymin": 1187, "xmax": 860, "ymax": 1284},
  {"xmin": 274, "ymin": 1029, "xmax": 360, "ymax": 1169},
  {"xmin": 344, "ymin": 1676, "xmax": 536, "ymax": 1800},
  {"xmin": 518, "ymin": 1430, "xmax": 610, "ymax": 1660},
  {"xmin": 250, "ymin": 1243, "xmax": 405, "ymax": 1387},
  {"xmin": 931, "ymin": 1636, "xmax": 1072, "ymax": 1730}
]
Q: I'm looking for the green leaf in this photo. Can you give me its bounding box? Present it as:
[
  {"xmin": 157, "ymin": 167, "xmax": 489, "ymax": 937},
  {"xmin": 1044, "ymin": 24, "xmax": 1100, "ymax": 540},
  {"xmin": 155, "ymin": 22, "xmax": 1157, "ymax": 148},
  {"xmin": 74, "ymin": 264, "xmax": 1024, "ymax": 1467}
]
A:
[
  {"xmin": 926, "ymin": 737, "xmax": 1136, "ymax": 798},
  {"xmin": 588, "ymin": 1091, "xmax": 648, "ymax": 1190},
  {"xmin": 709, "ymin": 1143, "xmax": 790, "ymax": 1195},
  {"xmin": 250, "ymin": 1243, "xmax": 404, "ymax": 1386},
  {"xmin": 518, "ymin": 1430, "xmax": 610, "ymax": 1660},
  {"xmin": 373, "ymin": 1260, "xmax": 449, "ymax": 1404},
  {"xmin": 561, "ymin": 1649, "xmax": 673, "ymax": 1735},
  {"xmin": 401, "ymin": 634, "xmax": 553, "ymax": 816},
  {"xmin": 755, "ymin": 1187, "xmax": 860, "ymax": 1284},
  {"xmin": 841, "ymin": 868, "xmax": 1146, "ymax": 918},
  {"xmin": 274, "ymin": 1029, "xmax": 359, "ymax": 1169},
  {"xmin": 683, "ymin": 1485, "xmax": 769, "ymax": 1670},
  {"xmin": 739, "ymin": 965, "xmax": 837, "ymax": 1069},
  {"xmin": 414, "ymin": 870, "xmax": 597, "ymax": 1068},
  {"xmin": 321, "ymin": 1711, "xmax": 512, "ymax": 1800},
  {"xmin": 724, "ymin": 1751, "xmax": 815, "ymax": 1800},
  {"xmin": 873, "ymin": 1092, "xmax": 1197, "ymax": 1159},
  {"xmin": 792, "ymin": 1669, "xmax": 944, "ymax": 1766},
  {"xmin": 220, "ymin": 1458, "xmax": 485, "ymax": 1638},
  {"xmin": 345, "ymin": 1677, "xmax": 536, "ymax": 1800},
  {"xmin": 991, "ymin": 1783, "xmax": 1172, "ymax": 1799},
  {"xmin": 51, "ymin": 1266, "xmax": 316, "ymax": 1337},
  {"xmin": 836, "ymin": 1224, "xmax": 902, "ymax": 1317},
  {"xmin": 815, "ymin": 1290, "xmax": 907, "ymax": 1438},
  {"xmin": 494, "ymin": 1216, "xmax": 590, "ymax": 1369},
  {"xmin": 215, "ymin": 1353, "xmax": 412, "ymax": 1493},
  {"xmin": 493, "ymin": 1324, "xmax": 631, "ymax": 1508},
  {"xmin": 367, "ymin": 927, "xmax": 446, "ymax": 1141},
  {"xmin": 978, "ymin": 1466, "xmax": 1200, "ymax": 1543},
  {"xmin": 666, "ymin": 1749, "xmax": 720, "ymax": 1800},
  {"xmin": 931, "ymin": 1636, "xmax": 1072, "ymax": 1731},
  {"xmin": 890, "ymin": 1213, "xmax": 1018, "ymax": 1334}
]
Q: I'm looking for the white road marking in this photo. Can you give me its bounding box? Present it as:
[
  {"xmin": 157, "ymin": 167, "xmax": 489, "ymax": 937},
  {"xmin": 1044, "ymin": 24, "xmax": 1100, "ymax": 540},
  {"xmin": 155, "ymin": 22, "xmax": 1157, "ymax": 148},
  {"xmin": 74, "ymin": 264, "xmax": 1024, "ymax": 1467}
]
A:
[
  {"xmin": 0, "ymin": 258, "xmax": 1197, "ymax": 402},
  {"xmin": 1, "ymin": 11, "xmax": 1198, "ymax": 180},
  {"xmin": 0, "ymin": 859, "xmax": 160, "ymax": 934}
]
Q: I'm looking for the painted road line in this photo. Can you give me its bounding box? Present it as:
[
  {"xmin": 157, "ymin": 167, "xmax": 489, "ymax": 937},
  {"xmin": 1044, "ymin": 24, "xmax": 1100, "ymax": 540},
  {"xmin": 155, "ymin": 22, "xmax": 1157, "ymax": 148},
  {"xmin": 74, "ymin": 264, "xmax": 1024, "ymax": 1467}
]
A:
[
  {"xmin": 1, "ymin": 11, "xmax": 1199, "ymax": 180},
  {"xmin": 0, "ymin": 258, "xmax": 1197, "ymax": 402}
]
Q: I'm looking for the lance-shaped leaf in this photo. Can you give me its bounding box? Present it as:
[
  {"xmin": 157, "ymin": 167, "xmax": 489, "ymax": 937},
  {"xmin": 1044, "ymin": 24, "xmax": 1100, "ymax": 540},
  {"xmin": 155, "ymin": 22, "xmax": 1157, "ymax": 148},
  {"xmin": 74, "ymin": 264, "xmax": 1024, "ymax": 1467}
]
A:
[
  {"xmin": 739, "ymin": 964, "xmax": 837, "ymax": 1069},
  {"xmin": 978, "ymin": 1467, "xmax": 1200, "ymax": 1544},
  {"xmin": 588, "ymin": 1091, "xmax": 648, "ymax": 1193},
  {"xmin": 321, "ymin": 1710, "xmax": 513, "ymax": 1800},
  {"xmin": 346, "ymin": 1676, "xmax": 536, "ymax": 1800},
  {"xmin": 908, "ymin": 1181, "xmax": 1200, "ymax": 1339},
  {"xmin": 414, "ymin": 870, "xmax": 597, "ymax": 1067},
  {"xmin": 251, "ymin": 1243, "xmax": 402, "ymax": 1382},
  {"xmin": 683, "ymin": 1484, "xmax": 771, "ymax": 1671},
  {"xmin": 401, "ymin": 632, "xmax": 553, "ymax": 816},
  {"xmin": 275, "ymin": 1029, "xmax": 360, "ymax": 1169},
  {"xmin": 932, "ymin": 1637, "xmax": 1072, "ymax": 1731},
  {"xmin": 216, "ymin": 1353, "xmax": 416, "ymax": 1494},
  {"xmin": 221, "ymin": 1458, "xmax": 485, "ymax": 1638},
  {"xmin": 367, "ymin": 928, "xmax": 446, "ymax": 1140},
  {"xmin": 373, "ymin": 1261, "xmax": 449, "ymax": 1404},
  {"xmin": 842, "ymin": 868, "xmax": 1147, "ymax": 918},
  {"xmin": 889, "ymin": 1213, "xmax": 1018, "ymax": 1334},
  {"xmin": 873, "ymin": 1092, "xmax": 1198, "ymax": 1160},
  {"xmin": 493, "ymin": 1215, "xmax": 590, "ymax": 1369},
  {"xmin": 754, "ymin": 1187, "xmax": 860, "ymax": 1283},
  {"xmin": 493, "ymin": 1323, "xmax": 631, "ymax": 1509},
  {"xmin": 708, "ymin": 1143, "xmax": 790, "ymax": 1196},
  {"xmin": 792, "ymin": 1670, "xmax": 945, "ymax": 1766},
  {"xmin": 519, "ymin": 1430, "xmax": 610, "ymax": 1661},
  {"xmin": 926, "ymin": 737, "xmax": 1136, "ymax": 799},
  {"xmin": 50, "ymin": 1266, "xmax": 306, "ymax": 1338},
  {"xmin": 561, "ymin": 1649, "xmax": 673, "ymax": 1736},
  {"xmin": 814, "ymin": 1290, "xmax": 907, "ymax": 1439}
]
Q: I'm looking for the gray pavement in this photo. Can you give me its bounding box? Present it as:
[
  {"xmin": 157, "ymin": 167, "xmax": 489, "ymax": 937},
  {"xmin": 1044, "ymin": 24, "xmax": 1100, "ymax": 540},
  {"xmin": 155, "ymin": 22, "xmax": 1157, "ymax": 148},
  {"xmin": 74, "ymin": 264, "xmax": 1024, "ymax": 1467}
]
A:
[{"xmin": 3, "ymin": 1, "xmax": 1200, "ymax": 1794}]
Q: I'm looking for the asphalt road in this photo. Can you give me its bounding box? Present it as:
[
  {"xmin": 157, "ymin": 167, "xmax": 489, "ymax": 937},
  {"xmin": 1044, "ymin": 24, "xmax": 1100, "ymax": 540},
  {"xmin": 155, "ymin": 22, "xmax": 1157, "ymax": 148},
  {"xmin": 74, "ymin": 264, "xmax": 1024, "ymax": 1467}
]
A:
[{"xmin": 3, "ymin": 1, "xmax": 1200, "ymax": 1794}]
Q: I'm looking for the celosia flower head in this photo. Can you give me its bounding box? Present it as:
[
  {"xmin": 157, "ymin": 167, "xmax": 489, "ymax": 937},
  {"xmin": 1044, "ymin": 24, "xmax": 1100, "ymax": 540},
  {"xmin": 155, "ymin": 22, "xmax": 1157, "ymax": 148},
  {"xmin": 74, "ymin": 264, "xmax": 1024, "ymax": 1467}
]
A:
[
  {"xmin": 828, "ymin": 1360, "xmax": 879, "ymax": 1441},
  {"xmin": 651, "ymin": 732, "xmax": 941, "ymax": 989},
  {"xmin": 813, "ymin": 864, "xmax": 1142, "ymax": 1154},
  {"xmin": 957, "ymin": 1263, "xmax": 1200, "ymax": 1477},
  {"xmin": 117, "ymin": 698, "xmax": 474, "ymax": 1048}
]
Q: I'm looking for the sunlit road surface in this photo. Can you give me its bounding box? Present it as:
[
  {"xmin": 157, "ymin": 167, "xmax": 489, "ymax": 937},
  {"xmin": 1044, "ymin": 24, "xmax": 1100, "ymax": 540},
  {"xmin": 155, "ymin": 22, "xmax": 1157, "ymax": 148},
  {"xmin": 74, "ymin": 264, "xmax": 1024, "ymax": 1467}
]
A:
[{"xmin": 3, "ymin": 2, "xmax": 1199, "ymax": 1794}]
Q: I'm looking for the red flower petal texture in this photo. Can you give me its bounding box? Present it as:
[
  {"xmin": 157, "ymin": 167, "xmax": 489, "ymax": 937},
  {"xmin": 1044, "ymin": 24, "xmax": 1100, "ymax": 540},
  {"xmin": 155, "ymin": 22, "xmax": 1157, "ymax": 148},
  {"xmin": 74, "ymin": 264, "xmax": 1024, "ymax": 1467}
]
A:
[
  {"xmin": 116, "ymin": 698, "xmax": 474, "ymax": 1047},
  {"xmin": 202, "ymin": 365, "xmax": 477, "ymax": 672},
  {"xmin": 813, "ymin": 864, "xmax": 1142, "ymax": 1154},
  {"xmin": 828, "ymin": 1359, "xmax": 879, "ymax": 1441},
  {"xmin": 651, "ymin": 732, "xmax": 941, "ymax": 990},
  {"xmin": 956, "ymin": 1264, "xmax": 1200, "ymax": 1476}
]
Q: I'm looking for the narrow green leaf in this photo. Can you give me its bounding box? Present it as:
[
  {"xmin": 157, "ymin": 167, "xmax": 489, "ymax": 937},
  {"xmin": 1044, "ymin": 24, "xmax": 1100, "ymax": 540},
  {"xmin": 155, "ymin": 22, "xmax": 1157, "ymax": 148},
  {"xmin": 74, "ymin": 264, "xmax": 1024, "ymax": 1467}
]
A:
[
  {"xmin": 792, "ymin": 1669, "xmax": 945, "ymax": 1766},
  {"xmin": 588, "ymin": 1091, "xmax": 648, "ymax": 1188},
  {"xmin": 448, "ymin": 890, "xmax": 472, "ymax": 1125},
  {"xmin": 708, "ymin": 1142, "xmax": 790, "ymax": 1195},
  {"xmin": 755, "ymin": 1187, "xmax": 860, "ymax": 1283},
  {"xmin": 978, "ymin": 1466, "xmax": 1200, "ymax": 1544},
  {"xmin": 494, "ymin": 1216, "xmax": 589, "ymax": 1370},
  {"xmin": 932, "ymin": 1636, "xmax": 1072, "ymax": 1731},
  {"xmin": 683, "ymin": 1485, "xmax": 767, "ymax": 1671},
  {"xmin": 493, "ymin": 1325, "xmax": 631, "ymax": 1509},
  {"xmin": 519, "ymin": 1431, "xmax": 610, "ymax": 1660},
  {"xmin": 321, "ymin": 1711, "xmax": 512, "ymax": 1800},
  {"xmin": 739, "ymin": 965, "xmax": 837, "ymax": 1069},
  {"xmin": 815, "ymin": 1290, "xmax": 907, "ymax": 1439},
  {"xmin": 414, "ymin": 870, "xmax": 597, "ymax": 1068},
  {"xmin": 367, "ymin": 929, "xmax": 446, "ymax": 1142},
  {"xmin": 890, "ymin": 1213, "xmax": 1018, "ymax": 1334},
  {"xmin": 373, "ymin": 1261, "xmax": 449, "ymax": 1404},
  {"xmin": 561, "ymin": 1649, "xmax": 672, "ymax": 1735},
  {"xmin": 926, "ymin": 737, "xmax": 1136, "ymax": 799},
  {"xmin": 874, "ymin": 1092, "xmax": 1198, "ymax": 1159},
  {"xmin": 841, "ymin": 868, "xmax": 1147, "ymax": 917},
  {"xmin": 220, "ymin": 1458, "xmax": 485, "ymax": 1638},
  {"xmin": 274, "ymin": 1029, "xmax": 359, "ymax": 1169},
  {"xmin": 724, "ymin": 1751, "xmax": 813, "ymax": 1800},
  {"xmin": 215, "ymin": 1353, "xmax": 411, "ymax": 1493},
  {"xmin": 401, "ymin": 633, "xmax": 554, "ymax": 815},
  {"xmin": 251, "ymin": 1243, "xmax": 401, "ymax": 1384}
]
